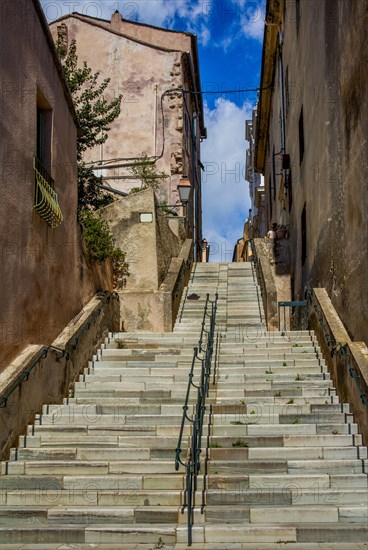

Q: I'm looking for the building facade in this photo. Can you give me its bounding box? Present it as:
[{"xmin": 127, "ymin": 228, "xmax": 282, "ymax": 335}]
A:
[
  {"xmin": 0, "ymin": 0, "xmax": 97, "ymax": 367},
  {"xmin": 50, "ymin": 11, "xmax": 206, "ymax": 260},
  {"xmin": 255, "ymin": 0, "xmax": 368, "ymax": 343},
  {"xmin": 246, "ymin": 108, "xmax": 266, "ymax": 238}
]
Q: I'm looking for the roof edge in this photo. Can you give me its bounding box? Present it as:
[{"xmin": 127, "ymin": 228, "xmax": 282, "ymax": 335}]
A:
[{"xmin": 51, "ymin": 13, "xmax": 191, "ymax": 54}]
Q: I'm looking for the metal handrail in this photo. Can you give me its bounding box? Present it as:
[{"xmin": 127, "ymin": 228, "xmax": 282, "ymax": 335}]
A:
[
  {"xmin": 278, "ymin": 300, "xmax": 309, "ymax": 332},
  {"xmin": 306, "ymin": 288, "xmax": 368, "ymax": 409},
  {"xmin": 175, "ymin": 292, "xmax": 218, "ymax": 546},
  {"xmin": 249, "ymin": 239, "xmax": 266, "ymax": 323}
]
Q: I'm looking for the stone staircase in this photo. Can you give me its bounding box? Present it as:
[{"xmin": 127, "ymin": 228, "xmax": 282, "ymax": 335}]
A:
[{"xmin": 0, "ymin": 262, "xmax": 367, "ymax": 549}]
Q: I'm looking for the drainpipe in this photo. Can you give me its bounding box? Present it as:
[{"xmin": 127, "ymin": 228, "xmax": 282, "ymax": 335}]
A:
[
  {"xmin": 153, "ymin": 84, "xmax": 158, "ymax": 156},
  {"xmin": 278, "ymin": 31, "xmax": 286, "ymax": 157}
]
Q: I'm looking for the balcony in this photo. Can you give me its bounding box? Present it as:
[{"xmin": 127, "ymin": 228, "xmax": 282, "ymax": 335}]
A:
[{"xmin": 33, "ymin": 156, "xmax": 63, "ymax": 228}]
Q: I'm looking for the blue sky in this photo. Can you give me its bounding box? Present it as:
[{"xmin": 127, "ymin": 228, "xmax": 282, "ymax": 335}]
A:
[{"xmin": 41, "ymin": 0, "xmax": 265, "ymax": 261}]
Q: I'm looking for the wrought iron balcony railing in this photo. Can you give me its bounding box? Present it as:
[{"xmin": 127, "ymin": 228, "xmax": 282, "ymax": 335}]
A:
[{"xmin": 33, "ymin": 156, "xmax": 63, "ymax": 228}]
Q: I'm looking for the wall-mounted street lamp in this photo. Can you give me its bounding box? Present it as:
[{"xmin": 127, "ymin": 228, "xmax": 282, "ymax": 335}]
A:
[
  {"xmin": 177, "ymin": 177, "xmax": 191, "ymax": 206},
  {"xmin": 156, "ymin": 177, "xmax": 192, "ymax": 217}
]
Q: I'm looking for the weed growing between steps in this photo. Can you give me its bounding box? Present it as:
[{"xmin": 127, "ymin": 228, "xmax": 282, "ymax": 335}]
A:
[
  {"xmin": 115, "ymin": 338, "xmax": 127, "ymax": 349},
  {"xmin": 232, "ymin": 439, "xmax": 249, "ymax": 447}
]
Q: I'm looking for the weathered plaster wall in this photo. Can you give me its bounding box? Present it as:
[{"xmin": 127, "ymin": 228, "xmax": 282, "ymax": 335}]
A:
[
  {"xmin": 49, "ymin": 16, "xmax": 197, "ymax": 207},
  {"xmin": 259, "ymin": 0, "xmax": 368, "ymax": 344},
  {"xmin": 119, "ymin": 238, "xmax": 192, "ymax": 333},
  {"xmin": 98, "ymin": 188, "xmax": 189, "ymax": 331},
  {"xmin": 98, "ymin": 188, "xmax": 186, "ymax": 291},
  {"xmin": 0, "ymin": 1, "xmax": 97, "ymax": 370}
]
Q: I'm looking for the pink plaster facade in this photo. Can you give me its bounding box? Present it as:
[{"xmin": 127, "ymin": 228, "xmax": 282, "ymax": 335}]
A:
[
  {"xmin": 49, "ymin": 12, "xmax": 206, "ymax": 259},
  {"xmin": 0, "ymin": 0, "xmax": 97, "ymax": 369}
]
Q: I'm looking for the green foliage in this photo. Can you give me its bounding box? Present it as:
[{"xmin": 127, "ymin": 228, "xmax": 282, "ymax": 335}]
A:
[
  {"xmin": 209, "ymin": 442, "xmax": 222, "ymax": 448},
  {"xmin": 232, "ymin": 439, "xmax": 248, "ymax": 448},
  {"xmin": 79, "ymin": 210, "xmax": 129, "ymax": 289},
  {"xmin": 115, "ymin": 338, "xmax": 127, "ymax": 349},
  {"xmin": 129, "ymin": 154, "xmax": 168, "ymax": 193},
  {"xmin": 153, "ymin": 537, "xmax": 165, "ymax": 549},
  {"xmin": 129, "ymin": 187, "xmax": 144, "ymax": 195},
  {"xmin": 230, "ymin": 420, "xmax": 246, "ymax": 425},
  {"xmin": 56, "ymin": 37, "xmax": 122, "ymax": 210},
  {"xmin": 77, "ymin": 164, "xmax": 114, "ymax": 211}
]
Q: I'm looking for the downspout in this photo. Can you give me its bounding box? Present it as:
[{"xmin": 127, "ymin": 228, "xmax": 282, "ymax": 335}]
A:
[
  {"xmin": 278, "ymin": 31, "xmax": 287, "ymax": 178},
  {"xmin": 153, "ymin": 84, "xmax": 158, "ymax": 156}
]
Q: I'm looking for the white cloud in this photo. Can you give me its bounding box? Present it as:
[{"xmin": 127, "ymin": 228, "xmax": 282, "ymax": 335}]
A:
[
  {"xmin": 41, "ymin": 0, "xmax": 212, "ymax": 45},
  {"xmin": 201, "ymin": 98, "xmax": 253, "ymax": 262},
  {"xmin": 240, "ymin": 1, "xmax": 265, "ymax": 42}
]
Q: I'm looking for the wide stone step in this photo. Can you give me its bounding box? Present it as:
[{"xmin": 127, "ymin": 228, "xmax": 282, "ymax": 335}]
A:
[
  {"xmin": 3, "ymin": 460, "xmax": 180, "ymax": 476},
  {"xmin": 47, "ymin": 505, "xmax": 180, "ymax": 524},
  {"xmin": 176, "ymin": 522, "xmax": 368, "ymax": 544},
  {"xmin": 11, "ymin": 447, "xmax": 182, "ymax": 461},
  {"xmin": 211, "ymin": 423, "xmax": 358, "ymax": 436},
  {"xmin": 21, "ymin": 435, "xmax": 184, "ymax": 449},
  {"xmin": 207, "ymin": 433, "xmax": 360, "ymax": 447},
  {"xmin": 32, "ymin": 413, "xmax": 186, "ymax": 426},
  {"xmin": 0, "ymin": 524, "xmax": 177, "ymax": 545},
  {"xmin": 211, "ymin": 403, "xmax": 350, "ymax": 415},
  {"xmin": 1, "ymin": 488, "xmax": 182, "ymax": 507},
  {"xmin": 209, "ymin": 415, "xmax": 347, "ymax": 427},
  {"xmin": 206, "ymin": 472, "xmax": 368, "ymax": 490}
]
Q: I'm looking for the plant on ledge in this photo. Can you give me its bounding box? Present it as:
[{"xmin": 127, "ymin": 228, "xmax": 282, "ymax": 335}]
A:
[
  {"xmin": 79, "ymin": 210, "xmax": 129, "ymax": 289},
  {"xmin": 129, "ymin": 153, "xmax": 168, "ymax": 194}
]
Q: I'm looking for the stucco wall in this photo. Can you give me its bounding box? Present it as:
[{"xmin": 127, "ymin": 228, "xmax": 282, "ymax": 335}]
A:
[
  {"xmin": 258, "ymin": 0, "xmax": 368, "ymax": 344},
  {"xmin": 0, "ymin": 1, "xmax": 98, "ymax": 370},
  {"xmin": 98, "ymin": 188, "xmax": 190, "ymax": 331},
  {"xmin": 98, "ymin": 188, "xmax": 186, "ymax": 291},
  {"xmin": 119, "ymin": 239, "xmax": 193, "ymax": 332}
]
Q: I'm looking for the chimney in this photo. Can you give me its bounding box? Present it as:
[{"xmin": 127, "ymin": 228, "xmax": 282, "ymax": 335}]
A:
[{"xmin": 111, "ymin": 10, "xmax": 122, "ymax": 30}]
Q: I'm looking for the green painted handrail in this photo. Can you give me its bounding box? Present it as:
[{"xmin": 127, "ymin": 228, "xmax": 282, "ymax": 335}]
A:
[
  {"xmin": 306, "ymin": 288, "xmax": 368, "ymax": 409},
  {"xmin": 0, "ymin": 292, "xmax": 118, "ymax": 408}
]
